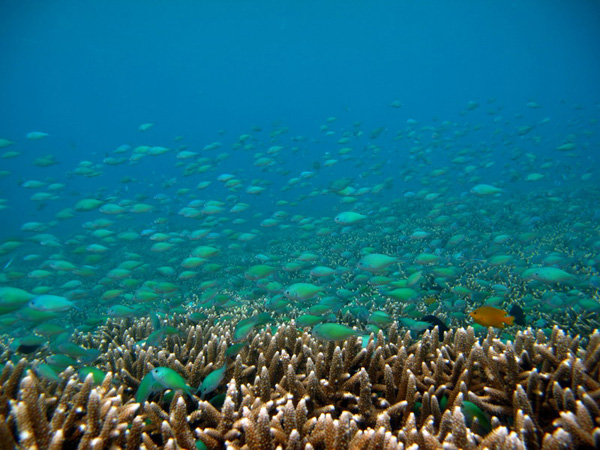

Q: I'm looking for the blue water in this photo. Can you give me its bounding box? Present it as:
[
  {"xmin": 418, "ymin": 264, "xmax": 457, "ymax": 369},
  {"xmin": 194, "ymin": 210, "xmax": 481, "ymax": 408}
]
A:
[{"xmin": 0, "ymin": 0, "xmax": 599, "ymax": 236}]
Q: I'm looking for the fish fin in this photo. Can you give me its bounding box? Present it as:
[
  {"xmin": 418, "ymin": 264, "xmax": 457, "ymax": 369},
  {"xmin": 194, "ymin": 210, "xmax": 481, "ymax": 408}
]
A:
[{"xmin": 504, "ymin": 315, "xmax": 515, "ymax": 326}]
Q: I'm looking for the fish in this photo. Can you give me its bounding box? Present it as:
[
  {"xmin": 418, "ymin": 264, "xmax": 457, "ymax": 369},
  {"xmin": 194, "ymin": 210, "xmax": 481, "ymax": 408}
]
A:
[
  {"xmin": 521, "ymin": 267, "xmax": 576, "ymax": 285},
  {"xmin": 28, "ymin": 295, "xmax": 79, "ymax": 312},
  {"xmin": 3, "ymin": 258, "xmax": 14, "ymax": 270},
  {"xmin": 469, "ymin": 306, "xmax": 515, "ymax": 329},
  {"xmin": 34, "ymin": 363, "xmax": 61, "ymax": 382},
  {"xmin": 233, "ymin": 320, "xmax": 256, "ymax": 342},
  {"xmin": 224, "ymin": 342, "xmax": 247, "ymax": 358},
  {"xmin": 198, "ymin": 363, "xmax": 227, "ymax": 399},
  {"xmin": 151, "ymin": 367, "xmax": 193, "ymax": 396},
  {"xmin": 470, "ymin": 184, "xmax": 503, "ymax": 196},
  {"xmin": 462, "ymin": 401, "xmax": 491, "ymax": 435},
  {"xmin": 135, "ymin": 371, "xmax": 164, "ymax": 403},
  {"xmin": 296, "ymin": 314, "xmax": 326, "ymax": 327},
  {"xmin": 421, "ymin": 315, "xmax": 449, "ymax": 338},
  {"xmin": 9, "ymin": 335, "xmax": 45, "ymax": 354},
  {"xmin": 509, "ymin": 304, "xmax": 526, "ymax": 326},
  {"xmin": 78, "ymin": 367, "xmax": 107, "ymax": 384},
  {"xmin": 357, "ymin": 253, "xmax": 398, "ymax": 272},
  {"xmin": 368, "ymin": 311, "xmax": 393, "ymax": 327},
  {"xmin": 398, "ymin": 318, "xmax": 432, "ymax": 332},
  {"xmin": 334, "ymin": 211, "xmax": 367, "ymax": 225},
  {"xmin": 283, "ymin": 283, "xmax": 322, "ymax": 301},
  {"xmin": 312, "ymin": 323, "xmax": 364, "ymax": 341}
]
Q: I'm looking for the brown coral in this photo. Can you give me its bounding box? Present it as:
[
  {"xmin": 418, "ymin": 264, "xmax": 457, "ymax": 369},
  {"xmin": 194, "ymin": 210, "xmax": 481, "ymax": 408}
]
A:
[{"xmin": 0, "ymin": 315, "xmax": 599, "ymax": 449}]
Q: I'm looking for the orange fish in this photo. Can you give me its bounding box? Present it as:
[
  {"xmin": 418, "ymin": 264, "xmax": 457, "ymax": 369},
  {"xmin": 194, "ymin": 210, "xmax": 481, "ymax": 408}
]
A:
[{"xmin": 469, "ymin": 306, "xmax": 515, "ymax": 329}]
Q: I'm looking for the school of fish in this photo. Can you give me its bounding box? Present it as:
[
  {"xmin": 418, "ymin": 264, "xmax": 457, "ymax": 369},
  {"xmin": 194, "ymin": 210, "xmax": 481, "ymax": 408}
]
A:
[{"xmin": 0, "ymin": 99, "xmax": 599, "ymax": 397}]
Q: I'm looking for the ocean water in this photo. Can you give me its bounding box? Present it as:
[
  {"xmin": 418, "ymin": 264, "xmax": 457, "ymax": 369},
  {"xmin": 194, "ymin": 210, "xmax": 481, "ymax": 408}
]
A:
[{"xmin": 0, "ymin": 1, "xmax": 599, "ymax": 448}]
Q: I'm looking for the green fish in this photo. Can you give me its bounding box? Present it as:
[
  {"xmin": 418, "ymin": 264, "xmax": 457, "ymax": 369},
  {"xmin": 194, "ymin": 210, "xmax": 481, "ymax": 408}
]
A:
[
  {"xmin": 16, "ymin": 306, "xmax": 61, "ymax": 322},
  {"xmin": 35, "ymin": 363, "xmax": 61, "ymax": 382},
  {"xmin": 296, "ymin": 314, "xmax": 325, "ymax": 327},
  {"xmin": 189, "ymin": 312, "xmax": 208, "ymax": 323},
  {"xmin": 0, "ymin": 287, "xmax": 34, "ymax": 313},
  {"xmin": 357, "ymin": 253, "xmax": 398, "ymax": 272},
  {"xmin": 244, "ymin": 264, "xmax": 276, "ymax": 280},
  {"xmin": 334, "ymin": 211, "xmax": 367, "ymax": 225},
  {"xmin": 198, "ymin": 363, "xmax": 227, "ymax": 399},
  {"xmin": 107, "ymin": 305, "xmax": 142, "ymax": 318},
  {"xmin": 385, "ymin": 288, "xmax": 419, "ymax": 302},
  {"xmin": 9, "ymin": 334, "xmax": 46, "ymax": 352},
  {"xmin": 29, "ymin": 294, "xmax": 79, "ymax": 312},
  {"xmin": 398, "ymin": 318, "xmax": 431, "ymax": 332},
  {"xmin": 233, "ymin": 321, "xmax": 255, "ymax": 342},
  {"xmin": 461, "ymin": 401, "xmax": 491, "ymax": 435},
  {"xmin": 33, "ymin": 322, "xmax": 68, "ymax": 337},
  {"xmin": 46, "ymin": 354, "xmax": 78, "ymax": 368},
  {"xmin": 55, "ymin": 341, "xmax": 89, "ymax": 358},
  {"xmin": 225, "ymin": 342, "xmax": 247, "ymax": 358},
  {"xmin": 283, "ymin": 283, "xmax": 322, "ymax": 301},
  {"xmin": 368, "ymin": 311, "xmax": 392, "ymax": 327},
  {"xmin": 150, "ymin": 367, "xmax": 193, "ymax": 396},
  {"xmin": 308, "ymin": 304, "xmax": 334, "ymax": 315},
  {"xmin": 522, "ymin": 267, "xmax": 575, "ymax": 284},
  {"xmin": 78, "ymin": 366, "xmax": 107, "ymax": 384},
  {"xmin": 312, "ymin": 323, "xmax": 363, "ymax": 341},
  {"xmin": 136, "ymin": 367, "xmax": 193, "ymax": 403},
  {"xmin": 135, "ymin": 371, "xmax": 164, "ymax": 403}
]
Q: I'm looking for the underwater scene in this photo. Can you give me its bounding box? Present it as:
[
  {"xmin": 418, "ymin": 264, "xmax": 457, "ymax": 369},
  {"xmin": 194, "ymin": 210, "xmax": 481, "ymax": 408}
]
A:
[{"xmin": 1, "ymin": 0, "xmax": 600, "ymax": 449}]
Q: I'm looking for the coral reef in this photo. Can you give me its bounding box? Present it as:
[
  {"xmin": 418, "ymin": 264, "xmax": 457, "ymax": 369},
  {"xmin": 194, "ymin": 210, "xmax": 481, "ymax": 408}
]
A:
[{"xmin": 1, "ymin": 316, "xmax": 599, "ymax": 449}]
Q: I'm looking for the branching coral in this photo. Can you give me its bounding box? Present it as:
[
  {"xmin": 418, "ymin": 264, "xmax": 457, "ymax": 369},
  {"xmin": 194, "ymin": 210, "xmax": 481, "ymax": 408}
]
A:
[{"xmin": 1, "ymin": 316, "xmax": 599, "ymax": 449}]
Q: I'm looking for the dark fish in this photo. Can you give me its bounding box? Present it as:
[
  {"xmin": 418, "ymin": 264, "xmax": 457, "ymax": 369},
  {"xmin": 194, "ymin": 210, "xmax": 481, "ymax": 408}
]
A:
[
  {"xmin": 9, "ymin": 336, "xmax": 46, "ymax": 354},
  {"xmin": 421, "ymin": 315, "xmax": 449, "ymax": 338},
  {"xmin": 509, "ymin": 304, "xmax": 526, "ymax": 326},
  {"xmin": 17, "ymin": 343, "xmax": 42, "ymax": 354}
]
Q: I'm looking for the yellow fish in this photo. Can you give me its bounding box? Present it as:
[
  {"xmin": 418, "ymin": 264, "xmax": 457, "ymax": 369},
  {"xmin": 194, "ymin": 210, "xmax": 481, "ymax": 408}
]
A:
[{"xmin": 469, "ymin": 306, "xmax": 514, "ymax": 329}]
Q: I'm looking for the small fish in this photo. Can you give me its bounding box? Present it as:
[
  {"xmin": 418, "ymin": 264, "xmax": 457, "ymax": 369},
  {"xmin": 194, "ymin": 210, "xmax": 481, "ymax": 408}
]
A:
[
  {"xmin": 46, "ymin": 354, "xmax": 78, "ymax": 368},
  {"xmin": 357, "ymin": 253, "xmax": 398, "ymax": 272},
  {"xmin": 9, "ymin": 335, "xmax": 45, "ymax": 354},
  {"xmin": 233, "ymin": 321, "xmax": 255, "ymax": 342},
  {"xmin": 296, "ymin": 314, "xmax": 325, "ymax": 327},
  {"xmin": 29, "ymin": 295, "xmax": 79, "ymax": 312},
  {"xmin": 509, "ymin": 304, "xmax": 526, "ymax": 326},
  {"xmin": 35, "ymin": 363, "xmax": 61, "ymax": 382},
  {"xmin": 421, "ymin": 315, "xmax": 449, "ymax": 338},
  {"xmin": 334, "ymin": 211, "xmax": 367, "ymax": 225},
  {"xmin": 151, "ymin": 367, "xmax": 193, "ymax": 397},
  {"xmin": 462, "ymin": 401, "xmax": 492, "ymax": 435},
  {"xmin": 398, "ymin": 318, "xmax": 432, "ymax": 332},
  {"xmin": 368, "ymin": 311, "xmax": 393, "ymax": 327},
  {"xmin": 198, "ymin": 363, "xmax": 227, "ymax": 399},
  {"xmin": 78, "ymin": 366, "xmax": 107, "ymax": 384},
  {"xmin": 312, "ymin": 323, "xmax": 363, "ymax": 341},
  {"xmin": 135, "ymin": 371, "xmax": 164, "ymax": 403},
  {"xmin": 283, "ymin": 283, "xmax": 322, "ymax": 301},
  {"xmin": 423, "ymin": 296, "xmax": 437, "ymax": 305},
  {"xmin": 224, "ymin": 342, "xmax": 247, "ymax": 358},
  {"xmin": 469, "ymin": 306, "xmax": 514, "ymax": 329},
  {"xmin": 78, "ymin": 349, "xmax": 101, "ymax": 364}
]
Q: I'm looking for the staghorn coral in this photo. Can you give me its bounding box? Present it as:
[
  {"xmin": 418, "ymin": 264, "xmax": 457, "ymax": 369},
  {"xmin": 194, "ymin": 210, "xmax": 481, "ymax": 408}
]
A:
[{"xmin": 0, "ymin": 314, "xmax": 599, "ymax": 449}]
